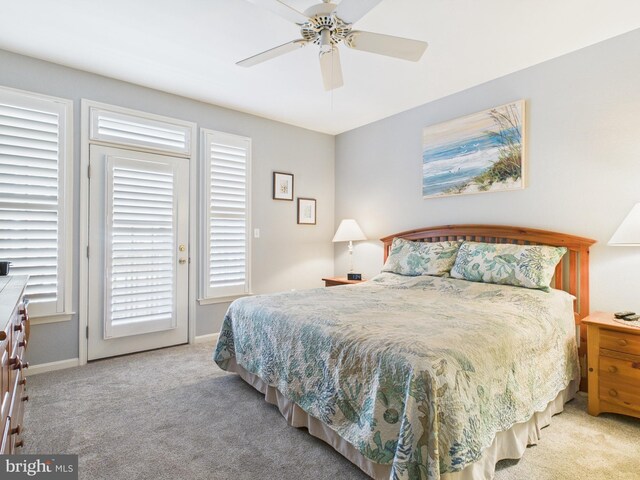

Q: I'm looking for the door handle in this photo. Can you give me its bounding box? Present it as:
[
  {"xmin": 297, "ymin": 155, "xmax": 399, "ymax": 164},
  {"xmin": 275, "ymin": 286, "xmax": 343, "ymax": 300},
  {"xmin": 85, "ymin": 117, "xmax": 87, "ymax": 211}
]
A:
[{"xmin": 179, "ymin": 258, "xmax": 187, "ymax": 265}]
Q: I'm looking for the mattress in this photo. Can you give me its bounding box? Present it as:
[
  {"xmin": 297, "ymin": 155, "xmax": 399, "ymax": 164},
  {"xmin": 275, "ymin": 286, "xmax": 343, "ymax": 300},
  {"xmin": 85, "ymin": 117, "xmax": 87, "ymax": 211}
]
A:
[{"xmin": 214, "ymin": 273, "xmax": 580, "ymax": 479}]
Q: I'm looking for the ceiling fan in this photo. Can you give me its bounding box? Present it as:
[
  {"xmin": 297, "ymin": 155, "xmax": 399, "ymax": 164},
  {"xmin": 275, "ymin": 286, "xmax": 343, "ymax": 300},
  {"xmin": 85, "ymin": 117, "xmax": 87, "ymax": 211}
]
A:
[{"xmin": 238, "ymin": 0, "xmax": 429, "ymax": 90}]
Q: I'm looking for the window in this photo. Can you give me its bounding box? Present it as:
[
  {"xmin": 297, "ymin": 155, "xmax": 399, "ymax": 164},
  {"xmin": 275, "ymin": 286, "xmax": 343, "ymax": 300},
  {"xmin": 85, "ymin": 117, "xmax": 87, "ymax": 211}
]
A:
[
  {"xmin": 0, "ymin": 86, "xmax": 73, "ymax": 318},
  {"xmin": 90, "ymin": 107, "xmax": 192, "ymax": 156},
  {"xmin": 200, "ymin": 129, "xmax": 251, "ymax": 301}
]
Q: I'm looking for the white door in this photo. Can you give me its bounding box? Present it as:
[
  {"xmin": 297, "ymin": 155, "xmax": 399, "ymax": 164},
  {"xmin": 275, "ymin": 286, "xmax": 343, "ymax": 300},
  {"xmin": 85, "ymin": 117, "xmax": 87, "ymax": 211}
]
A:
[{"xmin": 88, "ymin": 145, "xmax": 189, "ymax": 360}]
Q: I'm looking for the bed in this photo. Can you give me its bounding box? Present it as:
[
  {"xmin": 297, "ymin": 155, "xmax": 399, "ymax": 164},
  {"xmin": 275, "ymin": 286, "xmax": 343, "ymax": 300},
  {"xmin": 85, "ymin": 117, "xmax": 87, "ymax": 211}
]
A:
[{"xmin": 213, "ymin": 225, "xmax": 596, "ymax": 479}]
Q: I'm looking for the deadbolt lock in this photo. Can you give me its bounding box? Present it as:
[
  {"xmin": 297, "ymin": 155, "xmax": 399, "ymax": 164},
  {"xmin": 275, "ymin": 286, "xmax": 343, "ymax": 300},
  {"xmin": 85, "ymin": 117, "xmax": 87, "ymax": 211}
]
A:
[{"xmin": 179, "ymin": 244, "xmax": 186, "ymax": 252}]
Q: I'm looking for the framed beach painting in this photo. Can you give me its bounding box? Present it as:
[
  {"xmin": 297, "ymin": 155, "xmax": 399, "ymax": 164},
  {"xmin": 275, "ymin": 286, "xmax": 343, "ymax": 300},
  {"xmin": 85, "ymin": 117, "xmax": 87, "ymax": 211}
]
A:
[
  {"xmin": 422, "ymin": 100, "xmax": 526, "ymax": 198},
  {"xmin": 273, "ymin": 172, "xmax": 294, "ymax": 200}
]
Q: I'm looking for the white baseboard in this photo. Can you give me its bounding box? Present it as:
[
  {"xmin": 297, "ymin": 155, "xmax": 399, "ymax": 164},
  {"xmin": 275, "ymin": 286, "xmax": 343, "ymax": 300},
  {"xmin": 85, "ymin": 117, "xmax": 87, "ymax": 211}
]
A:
[
  {"xmin": 194, "ymin": 333, "xmax": 219, "ymax": 344},
  {"xmin": 26, "ymin": 337, "xmax": 217, "ymax": 375},
  {"xmin": 26, "ymin": 358, "xmax": 80, "ymax": 376}
]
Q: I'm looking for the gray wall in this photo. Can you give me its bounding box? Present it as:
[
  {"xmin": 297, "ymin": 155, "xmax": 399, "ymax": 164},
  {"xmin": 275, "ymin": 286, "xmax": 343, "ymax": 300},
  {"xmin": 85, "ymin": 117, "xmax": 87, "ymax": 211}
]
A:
[
  {"xmin": 5, "ymin": 27, "xmax": 640, "ymax": 365},
  {"xmin": 0, "ymin": 50, "xmax": 335, "ymax": 365},
  {"xmin": 335, "ymin": 28, "xmax": 640, "ymax": 314}
]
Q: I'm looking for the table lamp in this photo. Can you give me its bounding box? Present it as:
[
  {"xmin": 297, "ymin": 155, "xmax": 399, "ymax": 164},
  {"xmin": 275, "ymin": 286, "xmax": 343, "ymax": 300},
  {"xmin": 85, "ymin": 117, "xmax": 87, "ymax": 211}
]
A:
[
  {"xmin": 609, "ymin": 203, "xmax": 640, "ymax": 322},
  {"xmin": 332, "ymin": 219, "xmax": 367, "ymax": 279},
  {"xmin": 609, "ymin": 203, "xmax": 640, "ymax": 246}
]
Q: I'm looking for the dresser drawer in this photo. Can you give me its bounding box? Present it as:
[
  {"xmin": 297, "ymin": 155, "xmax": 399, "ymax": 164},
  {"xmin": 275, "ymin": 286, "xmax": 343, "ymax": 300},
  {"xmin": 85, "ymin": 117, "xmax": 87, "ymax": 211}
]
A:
[
  {"xmin": 12, "ymin": 327, "xmax": 25, "ymax": 351},
  {"xmin": 0, "ymin": 392, "xmax": 9, "ymax": 430},
  {"xmin": 599, "ymin": 376, "xmax": 640, "ymax": 412},
  {"xmin": 0, "ymin": 344, "xmax": 9, "ymax": 403},
  {"xmin": 599, "ymin": 355, "xmax": 640, "ymax": 385},
  {"xmin": 0, "ymin": 416, "xmax": 9, "ymax": 454},
  {"xmin": 11, "ymin": 310, "xmax": 27, "ymax": 353},
  {"xmin": 600, "ymin": 329, "xmax": 640, "ymax": 356},
  {"xmin": 8, "ymin": 371, "xmax": 26, "ymax": 450}
]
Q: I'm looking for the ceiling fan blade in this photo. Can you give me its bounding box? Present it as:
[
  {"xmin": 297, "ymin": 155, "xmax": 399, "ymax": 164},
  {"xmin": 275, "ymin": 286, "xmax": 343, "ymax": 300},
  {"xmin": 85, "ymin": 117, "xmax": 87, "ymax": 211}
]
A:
[
  {"xmin": 245, "ymin": 0, "xmax": 309, "ymax": 24},
  {"xmin": 319, "ymin": 48, "xmax": 344, "ymax": 91},
  {"xmin": 333, "ymin": 0, "xmax": 384, "ymax": 24},
  {"xmin": 345, "ymin": 31, "xmax": 428, "ymax": 61},
  {"xmin": 237, "ymin": 40, "xmax": 308, "ymax": 67}
]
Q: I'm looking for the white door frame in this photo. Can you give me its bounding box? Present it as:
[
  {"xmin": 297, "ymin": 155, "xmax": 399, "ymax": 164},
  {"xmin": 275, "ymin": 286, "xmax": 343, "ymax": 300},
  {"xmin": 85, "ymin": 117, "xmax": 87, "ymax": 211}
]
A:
[{"xmin": 78, "ymin": 99, "xmax": 198, "ymax": 366}]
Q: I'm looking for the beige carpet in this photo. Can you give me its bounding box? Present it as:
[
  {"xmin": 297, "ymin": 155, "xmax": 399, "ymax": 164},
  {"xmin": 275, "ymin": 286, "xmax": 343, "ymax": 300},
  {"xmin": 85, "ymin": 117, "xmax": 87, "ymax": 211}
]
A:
[{"xmin": 24, "ymin": 341, "xmax": 640, "ymax": 480}]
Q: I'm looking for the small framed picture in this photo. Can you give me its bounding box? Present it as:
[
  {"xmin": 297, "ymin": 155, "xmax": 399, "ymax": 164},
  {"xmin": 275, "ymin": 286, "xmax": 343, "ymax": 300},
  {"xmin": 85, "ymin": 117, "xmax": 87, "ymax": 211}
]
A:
[
  {"xmin": 297, "ymin": 198, "xmax": 317, "ymax": 225},
  {"xmin": 273, "ymin": 172, "xmax": 294, "ymax": 201}
]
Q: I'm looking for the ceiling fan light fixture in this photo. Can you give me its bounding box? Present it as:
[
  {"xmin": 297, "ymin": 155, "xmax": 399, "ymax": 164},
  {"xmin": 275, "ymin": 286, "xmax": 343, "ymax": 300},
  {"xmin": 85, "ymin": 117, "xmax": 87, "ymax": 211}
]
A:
[{"xmin": 319, "ymin": 29, "xmax": 332, "ymax": 53}]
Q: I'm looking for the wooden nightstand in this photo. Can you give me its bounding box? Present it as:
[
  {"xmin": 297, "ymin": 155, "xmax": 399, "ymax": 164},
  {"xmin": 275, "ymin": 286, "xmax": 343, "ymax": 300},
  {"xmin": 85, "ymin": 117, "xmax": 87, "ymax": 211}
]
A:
[
  {"xmin": 322, "ymin": 277, "xmax": 365, "ymax": 287},
  {"xmin": 583, "ymin": 311, "xmax": 640, "ymax": 419}
]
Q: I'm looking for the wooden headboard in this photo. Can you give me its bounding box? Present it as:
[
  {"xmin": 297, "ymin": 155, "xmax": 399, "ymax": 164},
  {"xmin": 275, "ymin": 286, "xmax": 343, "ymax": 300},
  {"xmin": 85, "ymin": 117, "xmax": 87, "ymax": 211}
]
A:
[{"xmin": 381, "ymin": 224, "xmax": 596, "ymax": 386}]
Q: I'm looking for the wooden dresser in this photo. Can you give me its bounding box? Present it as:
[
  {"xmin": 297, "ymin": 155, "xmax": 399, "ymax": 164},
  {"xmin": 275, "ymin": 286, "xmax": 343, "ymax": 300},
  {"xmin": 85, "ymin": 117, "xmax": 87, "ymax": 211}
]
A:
[
  {"xmin": 584, "ymin": 311, "xmax": 640, "ymax": 419},
  {"xmin": 0, "ymin": 275, "xmax": 30, "ymax": 453}
]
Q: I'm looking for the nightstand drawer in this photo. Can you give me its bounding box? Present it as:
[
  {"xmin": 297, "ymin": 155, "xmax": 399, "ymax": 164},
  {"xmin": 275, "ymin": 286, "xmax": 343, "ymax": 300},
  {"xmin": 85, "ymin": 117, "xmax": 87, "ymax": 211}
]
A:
[
  {"xmin": 599, "ymin": 355, "xmax": 640, "ymax": 385},
  {"xmin": 600, "ymin": 329, "xmax": 640, "ymax": 356},
  {"xmin": 599, "ymin": 378, "xmax": 640, "ymax": 412}
]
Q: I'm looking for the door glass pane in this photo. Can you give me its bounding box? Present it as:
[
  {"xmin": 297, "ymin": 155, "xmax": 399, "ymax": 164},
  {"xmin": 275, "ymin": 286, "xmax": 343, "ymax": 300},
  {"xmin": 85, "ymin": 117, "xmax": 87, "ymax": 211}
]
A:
[{"xmin": 105, "ymin": 157, "xmax": 177, "ymax": 338}]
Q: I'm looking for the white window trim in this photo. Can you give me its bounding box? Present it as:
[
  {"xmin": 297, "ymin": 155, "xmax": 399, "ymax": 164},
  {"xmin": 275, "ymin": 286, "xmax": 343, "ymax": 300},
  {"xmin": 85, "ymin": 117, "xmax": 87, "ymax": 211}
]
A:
[
  {"xmin": 78, "ymin": 99, "xmax": 198, "ymax": 366},
  {"xmin": 199, "ymin": 129, "xmax": 252, "ymax": 303},
  {"xmin": 198, "ymin": 293, "xmax": 252, "ymax": 306},
  {"xmin": 0, "ymin": 85, "xmax": 74, "ymax": 320}
]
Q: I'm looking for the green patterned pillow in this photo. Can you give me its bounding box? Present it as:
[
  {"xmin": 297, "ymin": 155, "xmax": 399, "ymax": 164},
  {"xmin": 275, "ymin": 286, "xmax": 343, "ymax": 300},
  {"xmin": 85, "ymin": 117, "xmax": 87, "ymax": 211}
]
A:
[
  {"xmin": 382, "ymin": 238, "xmax": 462, "ymax": 276},
  {"xmin": 450, "ymin": 241, "xmax": 567, "ymax": 290}
]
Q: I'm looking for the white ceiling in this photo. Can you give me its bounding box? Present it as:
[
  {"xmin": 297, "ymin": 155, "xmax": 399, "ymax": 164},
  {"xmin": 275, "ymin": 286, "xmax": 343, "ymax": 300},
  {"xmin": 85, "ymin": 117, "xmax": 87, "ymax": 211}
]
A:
[{"xmin": 0, "ymin": 0, "xmax": 639, "ymax": 134}]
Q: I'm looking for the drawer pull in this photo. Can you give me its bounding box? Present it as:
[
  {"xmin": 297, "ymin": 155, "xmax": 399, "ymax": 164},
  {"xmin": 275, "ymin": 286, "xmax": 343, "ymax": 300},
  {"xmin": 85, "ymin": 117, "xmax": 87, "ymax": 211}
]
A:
[
  {"xmin": 10, "ymin": 425, "xmax": 21, "ymax": 435},
  {"xmin": 11, "ymin": 361, "xmax": 28, "ymax": 371},
  {"xmin": 18, "ymin": 339, "xmax": 27, "ymax": 348},
  {"xmin": 13, "ymin": 324, "xmax": 22, "ymax": 332},
  {"xmin": 21, "ymin": 395, "xmax": 29, "ymax": 402},
  {"xmin": 14, "ymin": 440, "xmax": 23, "ymax": 448},
  {"xmin": 19, "ymin": 378, "xmax": 26, "ymax": 386},
  {"xmin": 633, "ymin": 362, "xmax": 640, "ymax": 370},
  {"xmin": 609, "ymin": 389, "xmax": 619, "ymax": 397},
  {"xmin": 617, "ymin": 339, "xmax": 628, "ymax": 347},
  {"xmin": 607, "ymin": 365, "xmax": 618, "ymax": 373},
  {"xmin": 0, "ymin": 331, "xmax": 5, "ymax": 341},
  {"xmin": 9, "ymin": 356, "xmax": 19, "ymax": 365}
]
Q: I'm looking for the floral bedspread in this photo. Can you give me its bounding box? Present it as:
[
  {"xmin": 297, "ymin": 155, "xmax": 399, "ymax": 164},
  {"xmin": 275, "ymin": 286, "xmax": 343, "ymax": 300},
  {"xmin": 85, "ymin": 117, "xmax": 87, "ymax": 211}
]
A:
[{"xmin": 213, "ymin": 273, "xmax": 579, "ymax": 480}]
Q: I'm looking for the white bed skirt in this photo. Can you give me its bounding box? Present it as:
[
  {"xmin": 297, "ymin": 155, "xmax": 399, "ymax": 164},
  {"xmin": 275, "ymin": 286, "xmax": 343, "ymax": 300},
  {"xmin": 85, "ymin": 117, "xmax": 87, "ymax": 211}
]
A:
[{"xmin": 228, "ymin": 358, "xmax": 578, "ymax": 480}]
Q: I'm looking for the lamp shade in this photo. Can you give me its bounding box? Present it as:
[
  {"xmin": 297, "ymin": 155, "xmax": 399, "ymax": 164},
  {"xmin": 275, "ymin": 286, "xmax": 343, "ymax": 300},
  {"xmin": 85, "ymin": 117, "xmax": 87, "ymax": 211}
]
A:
[
  {"xmin": 332, "ymin": 219, "xmax": 366, "ymax": 243},
  {"xmin": 609, "ymin": 203, "xmax": 640, "ymax": 246}
]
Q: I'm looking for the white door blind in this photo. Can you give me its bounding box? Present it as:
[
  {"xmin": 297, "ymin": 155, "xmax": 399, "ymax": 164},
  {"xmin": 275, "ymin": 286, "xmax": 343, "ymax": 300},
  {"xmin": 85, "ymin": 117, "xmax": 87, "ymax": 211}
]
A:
[
  {"xmin": 0, "ymin": 93, "xmax": 68, "ymax": 312},
  {"xmin": 105, "ymin": 157, "xmax": 177, "ymax": 338},
  {"xmin": 202, "ymin": 130, "xmax": 250, "ymax": 299}
]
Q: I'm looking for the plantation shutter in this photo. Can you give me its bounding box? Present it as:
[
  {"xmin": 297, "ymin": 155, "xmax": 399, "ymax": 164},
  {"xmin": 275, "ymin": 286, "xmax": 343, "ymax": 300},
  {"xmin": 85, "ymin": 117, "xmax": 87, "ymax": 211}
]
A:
[
  {"xmin": 0, "ymin": 88, "xmax": 71, "ymax": 316},
  {"xmin": 201, "ymin": 130, "xmax": 250, "ymax": 299},
  {"xmin": 105, "ymin": 156, "xmax": 178, "ymax": 338},
  {"xmin": 90, "ymin": 108, "xmax": 192, "ymax": 156}
]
